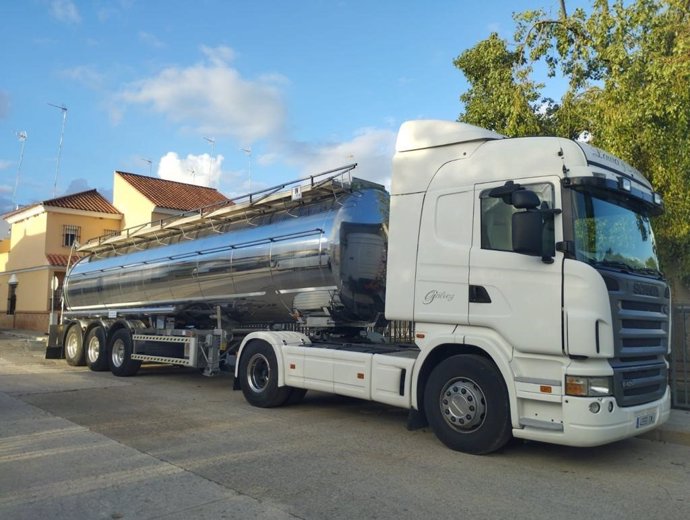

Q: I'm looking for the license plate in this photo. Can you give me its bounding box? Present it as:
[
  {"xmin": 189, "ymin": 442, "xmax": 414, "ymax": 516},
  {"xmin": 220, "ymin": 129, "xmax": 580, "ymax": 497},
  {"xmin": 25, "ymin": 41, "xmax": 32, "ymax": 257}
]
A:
[{"xmin": 635, "ymin": 412, "xmax": 656, "ymax": 429}]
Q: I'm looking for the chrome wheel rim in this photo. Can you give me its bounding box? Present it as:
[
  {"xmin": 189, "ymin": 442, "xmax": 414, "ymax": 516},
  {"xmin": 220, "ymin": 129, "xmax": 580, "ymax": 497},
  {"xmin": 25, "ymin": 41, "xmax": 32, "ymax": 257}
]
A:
[
  {"xmin": 111, "ymin": 339, "xmax": 125, "ymax": 368},
  {"xmin": 65, "ymin": 331, "xmax": 79, "ymax": 359},
  {"xmin": 247, "ymin": 353, "xmax": 270, "ymax": 393},
  {"xmin": 439, "ymin": 377, "xmax": 487, "ymax": 432},
  {"xmin": 87, "ymin": 335, "xmax": 101, "ymax": 363}
]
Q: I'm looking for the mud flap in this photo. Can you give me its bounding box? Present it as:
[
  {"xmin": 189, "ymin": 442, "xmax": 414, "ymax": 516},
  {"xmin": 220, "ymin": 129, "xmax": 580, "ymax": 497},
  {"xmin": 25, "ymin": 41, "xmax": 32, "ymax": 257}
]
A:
[{"xmin": 45, "ymin": 324, "xmax": 65, "ymax": 359}]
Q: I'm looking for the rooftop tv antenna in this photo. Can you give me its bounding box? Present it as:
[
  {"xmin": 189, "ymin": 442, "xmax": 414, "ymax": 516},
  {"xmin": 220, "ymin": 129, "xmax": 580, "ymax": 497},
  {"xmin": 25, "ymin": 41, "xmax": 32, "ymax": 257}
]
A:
[
  {"xmin": 204, "ymin": 136, "xmax": 215, "ymax": 186},
  {"xmin": 48, "ymin": 103, "xmax": 68, "ymax": 197},
  {"xmin": 13, "ymin": 131, "xmax": 27, "ymax": 209}
]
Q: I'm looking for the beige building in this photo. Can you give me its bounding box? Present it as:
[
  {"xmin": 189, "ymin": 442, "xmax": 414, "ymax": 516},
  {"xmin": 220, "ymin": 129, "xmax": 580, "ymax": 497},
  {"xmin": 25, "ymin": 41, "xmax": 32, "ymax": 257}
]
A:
[{"xmin": 1, "ymin": 173, "xmax": 229, "ymax": 331}]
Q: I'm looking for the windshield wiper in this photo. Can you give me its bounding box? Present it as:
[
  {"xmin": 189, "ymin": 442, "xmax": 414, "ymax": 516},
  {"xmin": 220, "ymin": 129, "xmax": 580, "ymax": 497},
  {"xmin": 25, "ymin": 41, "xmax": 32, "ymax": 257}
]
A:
[
  {"xmin": 584, "ymin": 257, "xmax": 664, "ymax": 279},
  {"xmin": 632, "ymin": 267, "xmax": 664, "ymax": 279},
  {"xmin": 598, "ymin": 260, "xmax": 633, "ymax": 272}
]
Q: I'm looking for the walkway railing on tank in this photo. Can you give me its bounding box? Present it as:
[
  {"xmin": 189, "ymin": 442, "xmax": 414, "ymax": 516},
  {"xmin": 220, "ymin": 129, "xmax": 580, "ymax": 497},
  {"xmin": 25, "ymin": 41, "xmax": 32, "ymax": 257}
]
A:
[{"xmin": 78, "ymin": 163, "xmax": 365, "ymax": 257}]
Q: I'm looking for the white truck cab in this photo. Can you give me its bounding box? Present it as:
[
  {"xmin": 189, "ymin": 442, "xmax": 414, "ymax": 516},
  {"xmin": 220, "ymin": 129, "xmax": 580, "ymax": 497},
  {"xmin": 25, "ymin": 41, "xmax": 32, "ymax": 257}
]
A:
[{"xmin": 236, "ymin": 120, "xmax": 670, "ymax": 454}]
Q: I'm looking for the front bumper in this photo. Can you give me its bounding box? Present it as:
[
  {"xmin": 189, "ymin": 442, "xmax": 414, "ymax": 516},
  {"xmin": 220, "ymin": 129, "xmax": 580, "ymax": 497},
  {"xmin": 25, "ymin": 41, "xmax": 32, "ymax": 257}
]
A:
[{"xmin": 513, "ymin": 387, "xmax": 671, "ymax": 447}]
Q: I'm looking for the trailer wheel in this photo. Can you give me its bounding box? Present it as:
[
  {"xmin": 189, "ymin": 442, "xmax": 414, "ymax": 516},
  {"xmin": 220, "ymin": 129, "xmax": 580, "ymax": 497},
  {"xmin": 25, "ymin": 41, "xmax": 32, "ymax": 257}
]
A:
[
  {"xmin": 85, "ymin": 326, "xmax": 109, "ymax": 372},
  {"xmin": 424, "ymin": 354, "xmax": 511, "ymax": 455},
  {"xmin": 239, "ymin": 340, "xmax": 291, "ymax": 408},
  {"xmin": 64, "ymin": 324, "xmax": 85, "ymax": 366},
  {"xmin": 109, "ymin": 329, "xmax": 141, "ymax": 377}
]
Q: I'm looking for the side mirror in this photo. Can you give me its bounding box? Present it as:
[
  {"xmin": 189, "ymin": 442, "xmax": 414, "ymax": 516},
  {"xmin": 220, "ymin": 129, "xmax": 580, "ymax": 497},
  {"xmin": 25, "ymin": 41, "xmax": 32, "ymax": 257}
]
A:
[
  {"xmin": 512, "ymin": 207, "xmax": 558, "ymax": 263},
  {"xmin": 511, "ymin": 190, "xmax": 540, "ymax": 209},
  {"xmin": 512, "ymin": 211, "xmax": 542, "ymax": 256}
]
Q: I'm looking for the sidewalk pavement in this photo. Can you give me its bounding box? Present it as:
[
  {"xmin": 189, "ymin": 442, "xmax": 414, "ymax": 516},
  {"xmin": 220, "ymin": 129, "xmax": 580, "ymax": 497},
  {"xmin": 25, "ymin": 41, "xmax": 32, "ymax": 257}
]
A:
[{"xmin": 3, "ymin": 328, "xmax": 690, "ymax": 449}]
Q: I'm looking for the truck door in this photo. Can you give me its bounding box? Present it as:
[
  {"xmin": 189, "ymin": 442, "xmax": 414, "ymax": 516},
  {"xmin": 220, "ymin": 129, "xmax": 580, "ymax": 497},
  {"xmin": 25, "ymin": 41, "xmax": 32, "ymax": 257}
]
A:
[{"xmin": 469, "ymin": 178, "xmax": 563, "ymax": 356}]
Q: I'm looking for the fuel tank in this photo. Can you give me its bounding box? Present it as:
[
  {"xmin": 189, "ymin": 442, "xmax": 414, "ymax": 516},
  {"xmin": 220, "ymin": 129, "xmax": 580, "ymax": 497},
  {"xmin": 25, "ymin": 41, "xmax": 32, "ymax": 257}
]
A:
[{"xmin": 64, "ymin": 186, "xmax": 389, "ymax": 325}]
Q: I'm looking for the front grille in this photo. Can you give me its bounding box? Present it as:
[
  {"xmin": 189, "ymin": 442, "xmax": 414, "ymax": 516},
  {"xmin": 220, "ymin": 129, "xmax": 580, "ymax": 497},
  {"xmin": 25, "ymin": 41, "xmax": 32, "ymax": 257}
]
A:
[
  {"xmin": 602, "ymin": 272, "xmax": 669, "ymax": 407},
  {"xmin": 611, "ymin": 361, "xmax": 667, "ymax": 406}
]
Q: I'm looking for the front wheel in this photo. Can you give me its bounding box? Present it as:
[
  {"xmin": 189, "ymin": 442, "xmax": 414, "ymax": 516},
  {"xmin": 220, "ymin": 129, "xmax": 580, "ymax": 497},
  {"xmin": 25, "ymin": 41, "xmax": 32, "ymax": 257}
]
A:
[
  {"xmin": 109, "ymin": 329, "xmax": 141, "ymax": 377},
  {"xmin": 424, "ymin": 354, "xmax": 512, "ymax": 454},
  {"xmin": 239, "ymin": 340, "xmax": 291, "ymax": 408}
]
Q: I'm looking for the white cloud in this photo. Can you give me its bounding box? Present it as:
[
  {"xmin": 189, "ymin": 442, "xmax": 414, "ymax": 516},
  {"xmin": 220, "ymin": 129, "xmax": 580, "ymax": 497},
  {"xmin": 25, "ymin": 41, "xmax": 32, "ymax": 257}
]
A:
[
  {"xmin": 201, "ymin": 45, "xmax": 236, "ymax": 65},
  {"xmin": 139, "ymin": 31, "xmax": 165, "ymax": 49},
  {"xmin": 0, "ymin": 160, "xmax": 13, "ymax": 171},
  {"xmin": 277, "ymin": 128, "xmax": 397, "ymax": 190},
  {"xmin": 157, "ymin": 152, "xmax": 224, "ymax": 188},
  {"xmin": 119, "ymin": 45, "xmax": 286, "ymax": 142},
  {"xmin": 50, "ymin": 0, "xmax": 81, "ymax": 24},
  {"xmin": 60, "ymin": 65, "xmax": 105, "ymax": 89}
]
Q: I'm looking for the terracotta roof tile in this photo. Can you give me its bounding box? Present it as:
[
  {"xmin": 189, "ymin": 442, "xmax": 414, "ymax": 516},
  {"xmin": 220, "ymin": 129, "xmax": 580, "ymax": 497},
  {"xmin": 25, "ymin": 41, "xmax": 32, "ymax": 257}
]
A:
[
  {"xmin": 116, "ymin": 171, "xmax": 230, "ymax": 211},
  {"xmin": 46, "ymin": 254, "xmax": 80, "ymax": 267},
  {"xmin": 44, "ymin": 189, "xmax": 121, "ymax": 214},
  {"xmin": 3, "ymin": 190, "xmax": 121, "ymax": 220}
]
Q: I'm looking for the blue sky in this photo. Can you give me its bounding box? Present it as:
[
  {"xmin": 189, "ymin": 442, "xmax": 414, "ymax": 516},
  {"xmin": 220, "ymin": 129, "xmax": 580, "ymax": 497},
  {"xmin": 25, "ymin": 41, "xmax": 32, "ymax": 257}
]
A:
[{"xmin": 0, "ymin": 0, "xmax": 580, "ymax": 220}]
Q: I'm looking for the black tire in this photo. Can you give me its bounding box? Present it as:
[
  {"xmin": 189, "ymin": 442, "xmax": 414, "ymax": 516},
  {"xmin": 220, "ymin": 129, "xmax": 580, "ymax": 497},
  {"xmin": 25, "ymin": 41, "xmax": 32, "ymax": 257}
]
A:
[
  {"xmin": 424, "ymin": 354, "xmax": 512, "ymax": 455},
  {"xmin": 64, "ymin": 324, "xmax": 85, "ymax": 366},
  {"xmin": 239, "ymin": 340, "xmax": 291, "ymax": 408},
  {"xmin": 85, "ymin": 326, "xmax": 109, "ymax": 372},
  {"xmin": 108, "ymin": 329, "xmax": 141, "ymax": 377}
]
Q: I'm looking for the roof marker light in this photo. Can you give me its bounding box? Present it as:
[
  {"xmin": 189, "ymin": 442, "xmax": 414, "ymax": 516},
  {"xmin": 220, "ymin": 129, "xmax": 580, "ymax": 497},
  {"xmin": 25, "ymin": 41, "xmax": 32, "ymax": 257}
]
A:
[
  {"xmin": 618, "ymin": 177, "xmax": 632, "ymax": 192},
  {"xmin": 653, "ymin": 192, "xmax": 663, "ymax": 205}
]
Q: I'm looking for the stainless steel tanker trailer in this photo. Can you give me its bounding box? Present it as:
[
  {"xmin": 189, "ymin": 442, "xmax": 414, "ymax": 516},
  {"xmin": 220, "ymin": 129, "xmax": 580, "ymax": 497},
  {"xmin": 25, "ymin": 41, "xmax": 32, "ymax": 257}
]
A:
[
  {"xmin": 48, "ymin": 164, "xmax": 393, "ymax": 378},
  {"xmin": 47, "ymin": 120, "xmax": 671, "ymax": 454}
]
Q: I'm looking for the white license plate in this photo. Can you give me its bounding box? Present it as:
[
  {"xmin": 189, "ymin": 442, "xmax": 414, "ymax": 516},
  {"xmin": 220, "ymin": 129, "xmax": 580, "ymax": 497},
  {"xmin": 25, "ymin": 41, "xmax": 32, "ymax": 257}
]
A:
[{"xmin": 635, "ymin": 413, "xmax": 656, "ymax": 429}]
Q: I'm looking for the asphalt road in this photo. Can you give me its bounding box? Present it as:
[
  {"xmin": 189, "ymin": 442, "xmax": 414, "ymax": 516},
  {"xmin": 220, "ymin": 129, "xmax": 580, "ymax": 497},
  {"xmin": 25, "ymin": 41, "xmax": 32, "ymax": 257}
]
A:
[{"xmin": 1, "ymin": 333, "xmax": 689, "ymax": 520}]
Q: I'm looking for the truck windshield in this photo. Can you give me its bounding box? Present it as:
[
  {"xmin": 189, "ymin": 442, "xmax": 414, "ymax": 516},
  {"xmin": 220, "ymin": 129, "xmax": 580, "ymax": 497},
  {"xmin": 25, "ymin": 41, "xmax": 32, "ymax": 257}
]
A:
[{"xmin": 571, "ymin": 190, "xmax": 661, "ymax": 277}]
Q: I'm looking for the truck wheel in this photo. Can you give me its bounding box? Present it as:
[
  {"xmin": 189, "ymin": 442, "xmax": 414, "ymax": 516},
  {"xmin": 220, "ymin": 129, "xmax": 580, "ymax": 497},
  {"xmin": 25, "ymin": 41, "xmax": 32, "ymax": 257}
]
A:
[
  {"xmin": 424, "ymin": 354, "xmax": 511, "ymax": 455},
  {"xmin": 64, "ymin": 324, "xmax": 85, "ymax": 366},
  {"xmin": 239, "ymin": 340, "xmax": 291, "ymax": 408},
  {"xmin": 85, "ymin": 326, "xmax": 109, "ymax": 371},
  {"xmin": 109, "ymin": 329, "xmax": 141, "ymax": 377}
]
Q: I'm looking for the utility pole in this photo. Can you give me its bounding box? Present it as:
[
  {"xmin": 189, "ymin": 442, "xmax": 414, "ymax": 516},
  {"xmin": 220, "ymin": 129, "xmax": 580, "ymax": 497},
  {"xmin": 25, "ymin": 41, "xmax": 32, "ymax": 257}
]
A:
[
  {"xmin": 48, "ymin": 103, "xmax": 68, "ymax": 198},
  {"xmin": 13, "ymin": 131, "xmax": 27, "ymax": 209}
]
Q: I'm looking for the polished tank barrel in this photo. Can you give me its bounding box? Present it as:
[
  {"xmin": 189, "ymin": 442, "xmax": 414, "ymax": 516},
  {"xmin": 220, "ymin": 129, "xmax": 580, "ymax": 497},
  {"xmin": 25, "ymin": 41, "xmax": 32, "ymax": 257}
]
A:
[{"xmin": 64, "ymin": 187, "xmax": 389, "ymax": 325}]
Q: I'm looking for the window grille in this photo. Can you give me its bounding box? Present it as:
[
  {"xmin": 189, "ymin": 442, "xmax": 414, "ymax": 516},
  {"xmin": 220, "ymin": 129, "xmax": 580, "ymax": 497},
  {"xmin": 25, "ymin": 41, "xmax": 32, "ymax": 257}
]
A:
[{"xmin": 63, "ymin": 225, "xmax": 81, "ymax": 247}]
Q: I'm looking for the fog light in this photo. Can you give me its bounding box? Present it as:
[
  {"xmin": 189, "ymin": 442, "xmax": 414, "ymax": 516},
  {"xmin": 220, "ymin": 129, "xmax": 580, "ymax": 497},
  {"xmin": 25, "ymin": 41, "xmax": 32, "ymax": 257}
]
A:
[{"xmin": 589, "ymin": 402, "xmax": 601, "ymax": 414}]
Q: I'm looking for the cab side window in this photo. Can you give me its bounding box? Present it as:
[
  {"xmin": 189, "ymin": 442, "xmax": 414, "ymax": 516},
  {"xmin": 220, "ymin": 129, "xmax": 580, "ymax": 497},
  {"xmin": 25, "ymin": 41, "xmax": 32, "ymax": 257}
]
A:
[{"xmin": 480, "ymin": 183, "xmax": 554, "ymax": 252}]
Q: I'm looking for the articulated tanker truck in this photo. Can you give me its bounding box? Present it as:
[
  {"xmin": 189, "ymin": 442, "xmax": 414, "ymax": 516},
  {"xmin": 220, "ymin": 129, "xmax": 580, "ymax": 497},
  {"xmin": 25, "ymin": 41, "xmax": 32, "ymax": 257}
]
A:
[{"xmin": 47, "ymin": 120, "xmax": 671, "ymax": 454}]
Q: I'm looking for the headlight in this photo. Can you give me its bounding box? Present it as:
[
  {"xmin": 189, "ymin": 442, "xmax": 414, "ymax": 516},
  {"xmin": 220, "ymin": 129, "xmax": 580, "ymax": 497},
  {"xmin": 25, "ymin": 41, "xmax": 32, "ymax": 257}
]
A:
[{"xmin": 565, "ymin": 375, "xmax": 613, "ymax": 397}]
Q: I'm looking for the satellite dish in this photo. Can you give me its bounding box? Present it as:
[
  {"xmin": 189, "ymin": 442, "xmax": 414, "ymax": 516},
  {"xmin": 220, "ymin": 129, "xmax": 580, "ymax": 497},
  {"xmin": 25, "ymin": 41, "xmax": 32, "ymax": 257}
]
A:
[{"xmin": 577, "ymin": 130, "xmax": 593, "ymax": 143}]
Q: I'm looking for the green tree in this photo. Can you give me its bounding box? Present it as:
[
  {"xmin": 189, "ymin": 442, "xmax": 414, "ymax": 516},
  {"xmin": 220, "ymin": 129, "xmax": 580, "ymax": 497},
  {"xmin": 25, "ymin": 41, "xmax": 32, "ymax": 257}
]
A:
[{"xmin": 454, "ymin": 0, "xmax": 690, "ymax": 285}]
